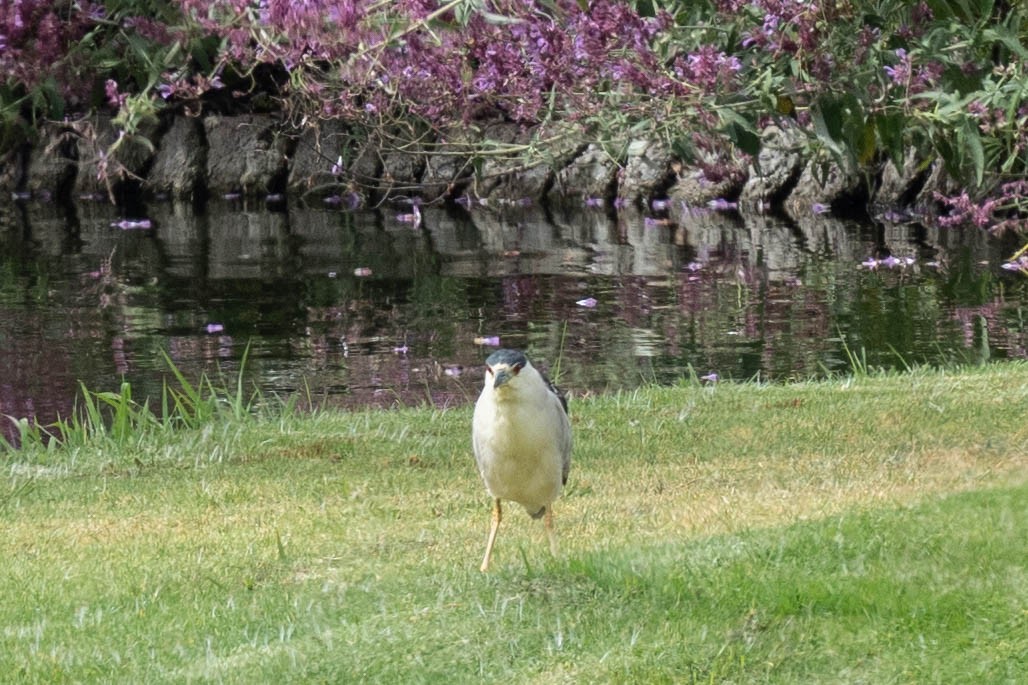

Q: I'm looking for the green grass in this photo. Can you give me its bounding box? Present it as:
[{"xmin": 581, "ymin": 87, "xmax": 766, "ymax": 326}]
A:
[{"xmin": 1, "ymin": 364, "xmax": 1026, "ymax": 683}]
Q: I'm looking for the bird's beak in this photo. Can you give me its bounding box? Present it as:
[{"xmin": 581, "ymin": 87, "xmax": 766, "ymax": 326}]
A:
[{"xmin": 493, "ymin": 368, "xmax": 513, "ymax": 388}]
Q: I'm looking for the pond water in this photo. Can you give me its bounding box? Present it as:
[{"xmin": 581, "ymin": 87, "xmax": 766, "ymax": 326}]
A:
[{"xmin": 2, "ymin": 194, "xmax": 1027, "ymax": 445}]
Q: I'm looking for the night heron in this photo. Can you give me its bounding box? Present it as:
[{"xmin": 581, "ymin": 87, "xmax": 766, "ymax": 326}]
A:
[{"xmin": 472, "ymin": 349, "xmax": 572, "ymax": 572}]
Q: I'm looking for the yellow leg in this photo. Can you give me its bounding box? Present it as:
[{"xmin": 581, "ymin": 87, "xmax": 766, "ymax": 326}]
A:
[
  {"xmin": 480, "ymin": 499, "xmax": 502, "ymax": 572},
  {"xmin": 544, "ymin": 506, "xmax": 559, "ymax": 558}
]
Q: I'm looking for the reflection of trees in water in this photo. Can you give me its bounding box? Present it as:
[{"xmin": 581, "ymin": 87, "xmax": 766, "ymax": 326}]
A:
[{"xmin": 1, "ymin": 198, "xmax": 1026, "ymax": 441}]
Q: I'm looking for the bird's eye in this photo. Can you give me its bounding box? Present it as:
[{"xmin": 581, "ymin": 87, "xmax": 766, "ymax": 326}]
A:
[
  {"xmin": 512, "ymin": 363, "xmax": 524, "ymax": 375},
  {"xmin": 485, "ymin": 366, "xmax": 493, "ymax": 375}
]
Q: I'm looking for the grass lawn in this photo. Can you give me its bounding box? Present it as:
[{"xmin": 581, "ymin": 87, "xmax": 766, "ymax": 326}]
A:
[{"xmin": 1, "ymin": 364, "xmax": 1026, "ymax": 683}]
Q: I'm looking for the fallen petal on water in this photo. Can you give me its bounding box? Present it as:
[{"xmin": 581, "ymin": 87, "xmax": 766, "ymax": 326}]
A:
[
  {"xmin": 474, "ymin": 336, "xmax": 500, "ymax": 346},
  {"xmin": 707, "ymin": 198, "xmax": 737, "ymax": 211},
  {"xmin": 110, "ymin": 219, "xmax": 152, "ymax": 230}
]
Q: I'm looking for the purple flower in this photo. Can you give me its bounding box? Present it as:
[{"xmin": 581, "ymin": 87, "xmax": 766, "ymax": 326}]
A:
[
  {"xmin": 344, "ymin": 192, "xmax": 363, "ymax": 210},
  {"xmin": 860, "ymin": 257, "xmax": 879, "ymax": 269},
  {"xmin": 354, "ymin": 267, "xmax": 373, "ymax": 277},
  {"xmin": 331, "ymin": 156, "xmax": 343, "ymax": 176},
  {"xmin": 584, "ymin": 197, "xmax": 604, "ymax": 208},
  {"xmin": 393, "ymin": 345, "xmax": 409, "ymax": 354},
  {"xmin": 884, "ymin": 49, "xmax": 911, "ymax": 85},
  {"xmin": 707, "ymin": 198, "xmax": 737, "ymax": 211},
  {"xmin": 676, "ymin": 45, "xmax": 742, "ymax": 92},
  {"xmin": 576, "ymin": 297, "xmax": 598, "ymax": 308},
  {"xmin": 104, "ymin": 79, "xmax": 126, "ymax": 109},
  {"xmin": 811, "ymin": 202, "xmax": 830, "ymax": 214},
  {"xmin": 651, "ymin": 198, "xmax": 670, "ymax": 211},
  {"xmin": 700, "ymin": 372, "xmax": 719, "ymax": 383},
  {"xmin": 204, "ymin": 323, "xmax": 224, "ymax": 334}
]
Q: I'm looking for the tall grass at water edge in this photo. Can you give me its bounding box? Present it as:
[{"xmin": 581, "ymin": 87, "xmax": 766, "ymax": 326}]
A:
[
  {"xmin": 0, "ymin": 347, "xmax": 284, "ymax": 454},
  {"xmin": 1, "ymin": 362, "xmax": 1026, "ymax": 683}
]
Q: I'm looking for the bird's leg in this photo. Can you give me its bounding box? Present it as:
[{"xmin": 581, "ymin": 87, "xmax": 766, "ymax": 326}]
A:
[
  {"xmin": 544, "ymin": 506, "xmax": 559, "ymax": 558},
  {"xmin": 480, "ymin": 499, "xmax": 502, "ymax": 572}
]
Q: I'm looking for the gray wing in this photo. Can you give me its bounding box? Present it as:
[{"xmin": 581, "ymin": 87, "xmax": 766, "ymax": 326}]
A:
[
  {"xmin": 542, "ymin": 373, "xmax": 572, "ymax": 486},
  {"xmin": 560, "ymin": 430, "xmax": 571, "ymax": 486}
]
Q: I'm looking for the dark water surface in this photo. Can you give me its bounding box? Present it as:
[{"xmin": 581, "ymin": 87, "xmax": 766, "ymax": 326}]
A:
[{"xmin": 2, "ymin": 196, "xmax": 1026, "ymax": 443}]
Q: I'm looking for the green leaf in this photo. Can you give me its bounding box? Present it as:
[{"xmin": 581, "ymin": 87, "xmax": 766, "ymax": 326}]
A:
[
  {"xmin": 981, "ymin": 27, "xmax": 1028, "ymax": 60},
  {"xmin": 480, "ymin": 11, "xmax": 525, "ymax": 25},
  {"xmin": 811, "ymin": 96, "xmax": 846, "ymax": 159},
  {"xmin": 961, "ymin": 119, "xmax": 985, "ymax": 187},
  {"xmin": 719, "ymin": 109, "xmax": 760, "ymax": 156},
  {"xmin": 859, "ymin": 119, "xmax": 877, "ymax": 166},
  {"xmin": 873, "ymin": 112, "xmax": 906, "ymax": 169},
  {"xmin": 925, "ymin": 0, "xmax": 994, "ymax": 21},
  {"xmin": 934, "ymin": 134, "xmax": 960, "ymax": 179},
  {"xmin": 839, "ymin": 93, "xmax": 866, "ymax": 161}
]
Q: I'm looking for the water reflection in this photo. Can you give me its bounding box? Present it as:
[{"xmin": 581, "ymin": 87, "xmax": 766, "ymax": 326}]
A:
[{"xmin": 1, "ymin": 195, "xmax": 1026, "ymax": 444}]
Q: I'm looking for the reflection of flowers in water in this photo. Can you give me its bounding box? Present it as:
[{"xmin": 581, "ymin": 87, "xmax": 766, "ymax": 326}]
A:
[
  {"xmin": 951, "ymin": 301, "xmax": 1027, "ymax": 358},
  {"xmin": 860, "ymin": 255, "xmax": 916, "ymax": 270},
  {"xmin": 83, "ymin": 250, "xmax": 119, "ymax": 310}
]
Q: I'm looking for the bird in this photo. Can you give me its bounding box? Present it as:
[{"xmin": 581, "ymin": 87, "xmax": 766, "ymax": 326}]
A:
[{"xmin": 472, "ymin": 348, "xmax": 572, "ymax": 572}]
